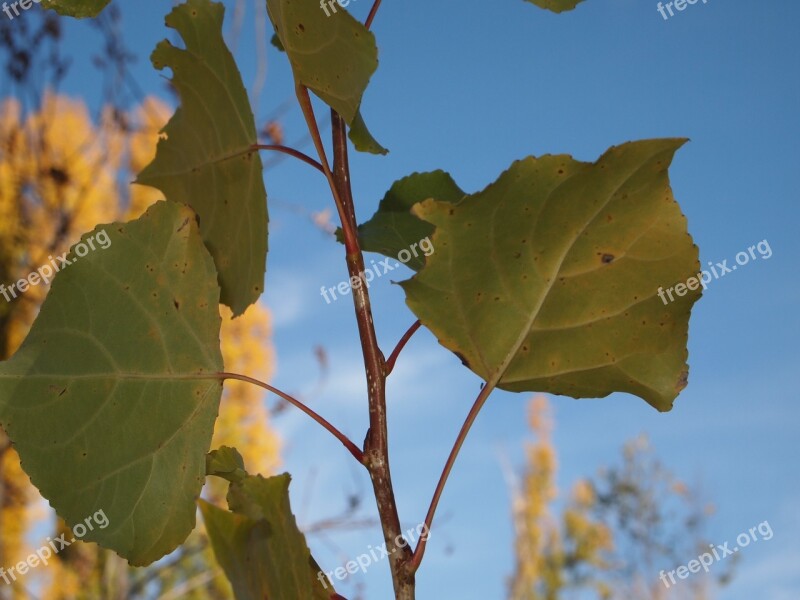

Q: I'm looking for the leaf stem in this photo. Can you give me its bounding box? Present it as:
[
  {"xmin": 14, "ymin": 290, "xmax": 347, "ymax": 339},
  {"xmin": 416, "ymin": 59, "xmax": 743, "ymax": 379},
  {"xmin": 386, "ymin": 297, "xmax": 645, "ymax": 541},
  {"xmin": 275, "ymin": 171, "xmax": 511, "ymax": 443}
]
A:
[
  {"xmin": 294, "ymin": 84, "xmax": 359, "ymax": 253},
  {"xmin": 365, "ymin": 0, "xmax": 382, "ymax": 30},
  {"xmin": 409, "ymin": 382, "xmax": 495, "ymax": 573},
  {"xmin": 251, "ymin": 143, "xmax": 324, "ymax": 174},
  {"xmin": 218, "ymin": 371, "xmax": 363, "ymax": 463},
  {"xmin": 385, "ymin": 320, "xmax": 422, "ymax": 376}
]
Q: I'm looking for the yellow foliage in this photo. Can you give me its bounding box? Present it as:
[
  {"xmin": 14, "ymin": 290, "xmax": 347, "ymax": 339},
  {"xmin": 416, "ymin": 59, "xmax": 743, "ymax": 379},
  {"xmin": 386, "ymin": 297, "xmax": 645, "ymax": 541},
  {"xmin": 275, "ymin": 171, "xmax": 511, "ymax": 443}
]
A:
[
  {"xmin": 0, "ymin": 92, "xmax": 280, "ymax": 598},
  {"xmin": 510, "ymin": 396, "xmax": 613, "ymax": 600},
  {"xmin": 0, "ymin": 444, "xmax": 34, "ymax": 568},
  {"xmin": 510, "ymin": 395, "xmax": 561, "ymax": 600},
  {"xmin": 124, "ymin": 97, "xmax": 173, "ymax": 220},
  {"xmin": 209, "ymin": 303, "xmax": 281, "ymax": 500}
]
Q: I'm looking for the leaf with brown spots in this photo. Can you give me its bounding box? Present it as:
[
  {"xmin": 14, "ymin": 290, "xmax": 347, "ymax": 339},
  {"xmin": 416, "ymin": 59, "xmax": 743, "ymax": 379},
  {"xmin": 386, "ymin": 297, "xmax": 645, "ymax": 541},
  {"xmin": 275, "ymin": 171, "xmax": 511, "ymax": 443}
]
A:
[
  {"xmin": 400, "ymin": 139, "xmax": 701, "ymax": 411},
  {"xmin": 136, "ymin": 0, "xmax": 268, "ymax": 317},
  {"xmin": 0, "ymin": 201, "xmax": 224, "ymax": 565}
]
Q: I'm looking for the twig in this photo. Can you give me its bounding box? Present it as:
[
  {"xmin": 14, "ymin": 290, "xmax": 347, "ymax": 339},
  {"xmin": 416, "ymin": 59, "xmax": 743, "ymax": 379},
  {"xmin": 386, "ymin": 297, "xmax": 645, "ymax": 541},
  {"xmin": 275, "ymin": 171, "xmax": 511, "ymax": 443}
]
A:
[
  {"xmin": 293, "ymin": 85, "xmax": 358, "ymax": 251},
  {"xmin": 330, "ymin": 109, "xmax": 415, "ymax": 599},
  {"xmin": 219, "ymin": 372, "xmax": 363, "ymax": 463},
  {"xmin": 304, "ymin": 516, "xmax": 378, "ymax": 535},
  {"xmin": 292, "ymin": 63, "xmax": 414, "ymax": 594},
  {"xmin": 409, "ymin": 382, "xmax": 494, "ymax": 572},
  {"xmin": 385, "ymin": 320, "xmax": 422, "ymax": 375},
  {"xmin": 251, "ymin": 143, "xmax": 324, "ymax": 174},
  {"xmin": 365, "ymin": 0, "xmax": 382, "ymax": 30},
  {"xmin": 128, "ymin": 540, "xmax": 208, "ymax": 596}
]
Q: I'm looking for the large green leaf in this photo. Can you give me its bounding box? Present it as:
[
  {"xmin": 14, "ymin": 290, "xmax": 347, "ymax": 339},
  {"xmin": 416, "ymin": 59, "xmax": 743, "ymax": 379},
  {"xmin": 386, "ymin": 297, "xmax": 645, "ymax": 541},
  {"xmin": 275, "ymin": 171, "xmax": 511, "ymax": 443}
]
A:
[
  {"xmin": 266, "ymin": 0, "xmax": 384, "ymax": 152},
  {"xmin": 401, "ymin": 139, "xmax": 700, "ymax": 411},
  {"xmin": 0, "ymin": 201, "xmax": 224, "ymax": 565},
  {"xmin": 347, "ymin": 171, "xmax": 464, "ymax": 271},
  {"xmin": 527, "ymin": 0, "xmax": 586, "ymax": 13},
  {"xmin": 201, "ymin": 472, "xmax": 336, "ymax": 600},
  {"xmin": 41, "ymin": 0, "xmax": 110, "ymax": 18},
  {"xmin": 136, "ymin": 0, "xmax": 268, "ymax": 318}
]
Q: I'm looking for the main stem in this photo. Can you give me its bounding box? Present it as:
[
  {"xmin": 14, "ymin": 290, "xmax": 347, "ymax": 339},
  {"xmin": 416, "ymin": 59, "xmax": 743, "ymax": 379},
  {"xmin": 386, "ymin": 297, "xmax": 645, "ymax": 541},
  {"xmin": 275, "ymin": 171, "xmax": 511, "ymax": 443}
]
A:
[{"xmin": 330, "ymin": 111, "xmax": 415, "ymax": 599}]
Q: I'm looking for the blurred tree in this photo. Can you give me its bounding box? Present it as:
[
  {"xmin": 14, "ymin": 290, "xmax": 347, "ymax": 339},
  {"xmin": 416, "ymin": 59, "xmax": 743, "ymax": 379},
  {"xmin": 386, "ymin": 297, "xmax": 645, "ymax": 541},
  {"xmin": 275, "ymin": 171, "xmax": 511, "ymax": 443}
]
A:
[{"xmin": 509, "ymin": 396, "xmax": 734, "ymax": 600}]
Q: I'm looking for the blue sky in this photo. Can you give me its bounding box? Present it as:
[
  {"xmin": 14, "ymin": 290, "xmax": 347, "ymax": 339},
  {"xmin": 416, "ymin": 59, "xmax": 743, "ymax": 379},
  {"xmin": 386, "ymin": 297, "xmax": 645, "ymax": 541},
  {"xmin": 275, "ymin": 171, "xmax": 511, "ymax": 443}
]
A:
[{"xmin": 34, "ymin": 0, "xmax": 800, "ymax": 598}]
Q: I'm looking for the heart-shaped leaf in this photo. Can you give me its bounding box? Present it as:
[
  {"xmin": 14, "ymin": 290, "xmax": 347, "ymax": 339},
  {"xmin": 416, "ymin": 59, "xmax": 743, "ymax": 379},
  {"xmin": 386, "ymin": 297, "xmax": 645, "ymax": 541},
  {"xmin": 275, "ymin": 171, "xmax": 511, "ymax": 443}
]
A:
[
  {"xmin": 0, "ymin": 200, "xmax": 224, "ymax": 565},
  {"xmin": 136, "ymin": 0, "xmax": 268, "ymax": 317},
  {"xmin": 401, "ymin": 139, "xmax": 700, "ymax": 411}
]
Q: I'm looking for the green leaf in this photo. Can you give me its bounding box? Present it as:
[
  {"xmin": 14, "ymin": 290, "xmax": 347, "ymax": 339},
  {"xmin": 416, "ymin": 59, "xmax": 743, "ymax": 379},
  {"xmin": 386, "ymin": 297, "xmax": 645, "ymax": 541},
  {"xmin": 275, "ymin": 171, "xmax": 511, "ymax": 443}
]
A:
[
  {"xmin": 41, "ymin": 0, "xmax": 111, "ymax": 18},
  {"xmin": 266, "ymin": 0, "xmax": 377, "ymax": 122},
  {"xmin": 400, "ymin": 139, "xmax": 700, "ymax": 411},
  {"xmin": 346, "ymin": 171, "xmax": 464, "ymax": 271},
  {"xmin": 526, "ymin": 0, "xmax": 586, "ymax": 13},
  {"xmin": 206, "ymin": 446, "xmax": 246, "ymax": 483},
  {"xmin": 136, "ymin": 0, "xmax": 268, "ymax": 318},
  {"xmin": 200, "ymin": 473, "xmax": 336, "ymax": 600},
  {"xmin": 266, "ymin": 0, "xmax": 379, "ymax": 129},
  {"xmin": 0, "ymin": 201, "xmax": 224, "ymax": 565},
  {"xmin": 348, "ymin": 109, "xmax": 388, "ymax": 155}
]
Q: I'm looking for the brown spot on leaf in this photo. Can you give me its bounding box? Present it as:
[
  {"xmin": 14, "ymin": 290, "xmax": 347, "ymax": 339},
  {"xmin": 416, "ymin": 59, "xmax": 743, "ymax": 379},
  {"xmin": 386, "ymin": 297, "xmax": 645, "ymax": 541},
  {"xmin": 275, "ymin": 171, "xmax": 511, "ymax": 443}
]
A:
[{"xmin": 601, "ymin": 254, "xmax": 615, "ymax": 264}]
